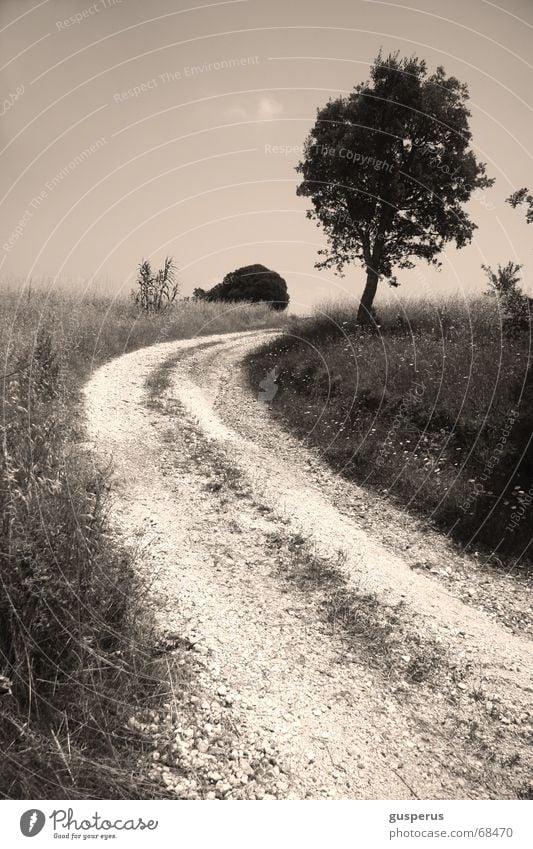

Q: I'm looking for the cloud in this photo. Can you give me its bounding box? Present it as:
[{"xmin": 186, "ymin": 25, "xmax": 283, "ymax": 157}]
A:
[
  {"xmin": 256, "ymin": 96, "xmax": 284, "ymax": 121},
  {"xmin": 225, "ymin": 96, "xmax": 284, "ymax": 123},
  {"xmin": 225, "ymin": 105, "xmax": 249, "ymax": 121}
]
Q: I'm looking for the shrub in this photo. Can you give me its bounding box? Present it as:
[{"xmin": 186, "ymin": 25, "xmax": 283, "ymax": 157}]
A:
[
  {"xmin": 198, "ymin": 264, "xmax": 290, "ymax": 311},
  {"xmin": 482, "ymin": 262, "xmax": 531, "ymax": 334}
]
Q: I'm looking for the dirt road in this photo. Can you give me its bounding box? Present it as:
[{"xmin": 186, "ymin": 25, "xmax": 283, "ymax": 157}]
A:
[{"xmin": 84, "ymin": 330, "xmax": 532, "ymax": 799}]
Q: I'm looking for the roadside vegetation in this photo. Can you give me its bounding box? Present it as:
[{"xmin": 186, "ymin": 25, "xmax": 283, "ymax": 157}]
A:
[
  {"xmin": 0, "ymin": 282, "xmax": 284, "ymax": 799},
  {"xmin": 2, "ymin": 43, "xmax": 531, "ymax": 799},
  {"xmin": 193, "ymin": 263, "xmax": 290, "ymax": 311},
  {"xmin": 245, "ymin": 294, "xmax": 533, "ymax": 571},
  {"xmin": 261, "ymin": 53, "xmax": 533, "ymax": 570}
]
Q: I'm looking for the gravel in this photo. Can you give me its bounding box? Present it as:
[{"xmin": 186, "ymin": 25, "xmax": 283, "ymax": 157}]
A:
[{"xmin": 83, "ymin": 331, "xmax": 533, "ymax": 800}]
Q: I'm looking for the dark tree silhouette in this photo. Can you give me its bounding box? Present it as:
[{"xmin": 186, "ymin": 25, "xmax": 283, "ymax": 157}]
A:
[
  {"xmin": 507, "ymin": 188, "xmax": 533, "ymax": 224},
  {"xmin": 296, "ymin": 51, "xmax": 494, "ymax": 323},
  {"xmin": 192, "ymin": 287, "xmax": 208, "ymax": 300},
  {"xmin": 199, "ymin": 264, "xmax": 289, "ymax": 310}
]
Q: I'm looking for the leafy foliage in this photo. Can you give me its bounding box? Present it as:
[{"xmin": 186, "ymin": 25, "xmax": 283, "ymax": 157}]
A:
[
  {"xmin": 296, "ymin": 51, "xmax": 494, "ymax": 320},
  {"xmin": 196, "ymin": 264, "xmax": 289, "ymax": 311},
  {"xmin": 507, "ymin": 188, "xmax": 533, "ymax": 224},
  {"xmin": 482, "ymin": 262, "xmax": 531, "ymax": 333}
]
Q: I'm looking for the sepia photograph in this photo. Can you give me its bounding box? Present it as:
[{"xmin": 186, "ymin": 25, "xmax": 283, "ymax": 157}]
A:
[{"xmin": 0, "ymin": 0, "xmax": 531, "ymax": 844}]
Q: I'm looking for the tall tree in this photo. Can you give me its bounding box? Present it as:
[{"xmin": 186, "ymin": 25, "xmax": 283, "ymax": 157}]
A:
[{"xmin": 296, "ymin": 52, "xmax": 494, "ymax": 323}]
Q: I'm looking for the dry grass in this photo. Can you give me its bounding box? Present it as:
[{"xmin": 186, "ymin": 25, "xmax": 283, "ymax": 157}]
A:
[
  {"xmin": 267, "ymin": 532, "xmax": 448, "ymax": 686},
  {"xmin": 246, "ymin": 294, "xmax": 533, "ymax": 570},
  {"xmin": 0, "ymin": 285, "xmax": 285, "ymax": 799}
]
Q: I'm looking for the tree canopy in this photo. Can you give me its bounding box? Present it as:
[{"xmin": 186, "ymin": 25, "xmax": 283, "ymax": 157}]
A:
[
  {"xmin": 296, "ymin": 51, "xmax": 494, "ymax": 322},
  {"xmin": 507, "ymin": 188, "xmax": 533, "ymax": 224},
  {"xmin": 195, "ymin": 264, "xmax": 289, "ymax": 311}
]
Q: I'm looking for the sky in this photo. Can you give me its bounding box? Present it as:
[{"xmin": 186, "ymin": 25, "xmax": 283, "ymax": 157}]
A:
[{"xmin": 0, "ymin": 0, "xmax": 532, "ymax": 312}]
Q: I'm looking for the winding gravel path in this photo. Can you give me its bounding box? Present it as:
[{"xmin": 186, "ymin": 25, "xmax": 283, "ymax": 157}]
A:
[{"xmin": 84, "ymin": 330, "xmax": 532, "ymax": 799}]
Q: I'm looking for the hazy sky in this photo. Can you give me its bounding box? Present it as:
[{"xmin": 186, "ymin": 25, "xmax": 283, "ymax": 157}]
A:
[{"xmin": 1, "ymin": 0, "xmax": 532, "ymax": 311}]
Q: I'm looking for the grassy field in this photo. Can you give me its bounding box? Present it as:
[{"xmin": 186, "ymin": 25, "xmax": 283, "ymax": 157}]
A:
[
  {"xmin": 245, "ymin": 295, "xmax": 533, "ymax": 571},
  {"xmin": 0, "ymin": 285, "xmax": 284, "ymax": 799}
]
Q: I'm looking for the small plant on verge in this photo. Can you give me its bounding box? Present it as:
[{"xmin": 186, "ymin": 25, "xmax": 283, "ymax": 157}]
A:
[
  {"xmin": 133, "ymin": 257, "xmax": 179, "ymax": 313},
  {"xmin": 482, "ymin": 262, "xmax": 530, "ymax": 334}
]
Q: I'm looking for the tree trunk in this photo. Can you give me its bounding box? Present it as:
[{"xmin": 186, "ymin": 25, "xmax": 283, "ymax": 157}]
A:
[{"xmin": 357, "ymin": 267, "xmax": 379, "ymax": 325}]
